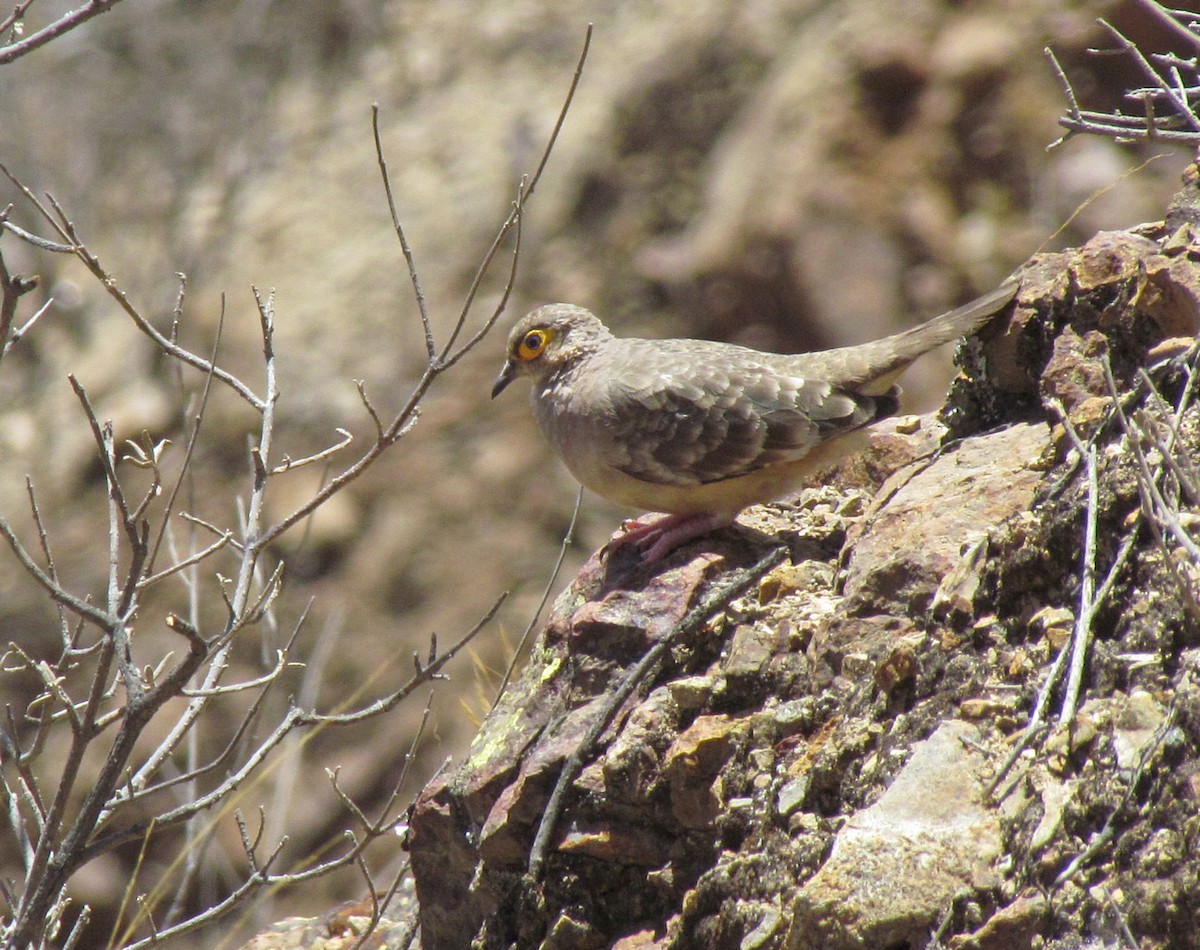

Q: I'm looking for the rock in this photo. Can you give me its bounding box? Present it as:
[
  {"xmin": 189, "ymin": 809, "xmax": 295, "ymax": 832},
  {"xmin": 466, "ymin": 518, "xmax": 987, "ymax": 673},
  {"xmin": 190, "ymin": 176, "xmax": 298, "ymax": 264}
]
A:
[
  {"xmin": 1112, "ymin": 689, "xmax": 1167, "ymax": 770},
  {"xmin": 872, "ymin": 634, "xmax": 923, "ymax": 693},
  {"xmin": 1030, "ymin": 605, "xmax": 1075, "ymax": 650},
  {"xmin": 407, "ymin": 539, "xmax": 768, "ymax": 947},
  {"xmin": 664, "ymin": 714, "xmax": 746, "ymax": 828},
  {"xmin": 783, "ymin": 721, "xmax": 1002, "ymax": 949},
  {"xmin": 1028, "ymin": 776, "xmax": 1076, "ymax": 853},
  {"xmin": 558, "ymin": 820, "xmax": 671, "ymax": 865},
  {"xmin": 949, "ymin": 891, "xmax": 1048, "ymax": 950},
  {"xmin": 724, "ymin": 624, "xmax": 775, "ymax": 677},
  {"xmin": 401, "ymin": 170, "xmax": 1200, "ymax": 949},
  {"xmin": 758, "ymin": 560, "xmax": 836, "ymax": 603},
  {"xmin": 839, "ymin": 421, "xmax": 1049, "ymax": 615},
  {"xmin": 1041, "ymin": 326, "xmax": 1112, "ymax": 416}
]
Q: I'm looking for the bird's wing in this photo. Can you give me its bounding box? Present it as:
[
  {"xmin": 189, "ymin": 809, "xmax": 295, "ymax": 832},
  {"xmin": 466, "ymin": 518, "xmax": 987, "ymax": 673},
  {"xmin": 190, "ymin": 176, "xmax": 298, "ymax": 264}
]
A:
[{"xmin": 601, "ymin": 341, "xmax": 885, "ymax": 487}]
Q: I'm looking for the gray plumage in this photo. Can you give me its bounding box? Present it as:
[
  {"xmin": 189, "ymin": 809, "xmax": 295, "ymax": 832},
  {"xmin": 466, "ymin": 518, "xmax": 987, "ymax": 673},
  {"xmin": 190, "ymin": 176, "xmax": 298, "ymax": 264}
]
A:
[{"xmin": 491, "ymin": 282, "xmax": 1017, "ymax": 559}]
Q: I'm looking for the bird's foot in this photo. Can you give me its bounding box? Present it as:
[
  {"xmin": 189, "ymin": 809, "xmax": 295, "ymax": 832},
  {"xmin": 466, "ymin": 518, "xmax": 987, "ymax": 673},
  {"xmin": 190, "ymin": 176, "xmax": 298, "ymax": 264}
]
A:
[{"xmin": 604, "ymin": 512, "xmax": 733, "ymax": 565}]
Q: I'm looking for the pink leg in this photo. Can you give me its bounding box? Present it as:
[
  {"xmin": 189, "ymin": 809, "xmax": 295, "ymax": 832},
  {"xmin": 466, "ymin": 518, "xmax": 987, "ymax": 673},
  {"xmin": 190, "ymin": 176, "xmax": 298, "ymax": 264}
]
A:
[{"xmin": 605, "ymin": 512, "xmax": 733, "ymax": 564}]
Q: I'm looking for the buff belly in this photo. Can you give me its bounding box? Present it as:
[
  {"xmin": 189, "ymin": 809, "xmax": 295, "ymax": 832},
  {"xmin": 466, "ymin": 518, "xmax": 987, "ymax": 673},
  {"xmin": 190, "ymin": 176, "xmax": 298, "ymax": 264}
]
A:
[{"xmin": 561, "ymin": 429, "xmax": 872, "ymax": 517}]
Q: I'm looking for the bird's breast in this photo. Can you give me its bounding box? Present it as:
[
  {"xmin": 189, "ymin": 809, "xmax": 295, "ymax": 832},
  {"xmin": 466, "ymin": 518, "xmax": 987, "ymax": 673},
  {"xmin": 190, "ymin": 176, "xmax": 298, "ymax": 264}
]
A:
[{"xmin": 531, "ymin": 371, "xmax": 630, "ymax": 492}]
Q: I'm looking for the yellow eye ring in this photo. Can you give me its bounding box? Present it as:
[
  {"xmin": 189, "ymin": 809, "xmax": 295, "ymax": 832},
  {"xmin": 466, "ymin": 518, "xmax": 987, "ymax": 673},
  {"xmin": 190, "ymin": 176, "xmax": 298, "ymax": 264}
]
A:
[{"xmin": 516, "ymin": 327, "xmax": 554, "ymax": 361}]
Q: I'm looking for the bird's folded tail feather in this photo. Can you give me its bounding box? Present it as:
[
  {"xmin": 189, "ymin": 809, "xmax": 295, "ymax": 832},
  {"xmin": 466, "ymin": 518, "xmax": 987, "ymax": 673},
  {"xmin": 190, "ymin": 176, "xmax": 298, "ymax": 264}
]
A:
[{"xmin": 789, "ymin": 280, "xmax": 1018, "ymax": 395}]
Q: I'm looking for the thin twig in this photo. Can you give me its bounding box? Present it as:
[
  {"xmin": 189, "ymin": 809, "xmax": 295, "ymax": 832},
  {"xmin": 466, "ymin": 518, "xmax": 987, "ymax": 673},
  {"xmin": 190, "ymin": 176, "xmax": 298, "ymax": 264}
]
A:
[
  {"xmin": 492, "ymin": 485, "xmax": 583, "ymax": 711},
  {"xmin": 100, "ymin": 616, "xmax": 307, "ymax": 820},
  {"xmin": 0, "ymin": 515, "xmax": 115, "ymax": 629},
  {"xmin": 0, "ymin": 217, "xmax": 78, "ymax": 252},
  {"xmin": 254, "ymin": 26, "xmax": 591, "ymax": 550},
  {"xmin": 1053, "ymin": 705, "xmax": 1177, "ymax": 886},
  {"xmin": 307, "ymin": 592, "xmax": 508, "ymax": 727},
  {"xmin": 0, "ymin": 0, "xmax": 37, "ymax": 41},
  {"xmin": 338, "ymin": 697, "xmax": 436, "ymax": 950},
  {"xmin": 372, "ymin": 104, "xmax": 433, "ymax": 360},
  {"xmin": 270, "ymin": 428, "xmax": 353, "ymax": 475},
  {"xmin": 24, "ymin": 478, "xmax": 71, "ymax": 650},
  {"xmin": 0, "ymin": 24, "xmax": 597, "ymax": 946},
  {"xmin": 3, "ymin": 294, "xmax": 53, "ymax": 354},
  {"xmin": 440, "ymin": 23, "xmax": 591, "ymax": 361},
  {"xmin": 1059, "ymin": 443, "xmax": 1100, "ymax": 726},
  {"xmin": 1099, "ymin": 20, "xmax": 1200, "ymax": 133},
  {"xmin": 110, "ymin": 817, "xmax": 158, "ymax": 947},
  {"xmin": 145, "ymin": 295, "xmax": 225, "ymax": 576},
  {"xmin": 179, "ymin": 651, "xmax": 292, "ymax": 698},
  {"xmin": 83, "ymin": 592, "xmax": 505, "ymax": 864},
  {"xmin": 0, "ymin": 0, "xmax": 128, "ymax": 65},
  {"xmin": 137, "ymin": 531, "xmax": 232, "ymax": 589},
  {"xmin": 1104, "ymin": 358, "xmax": 1200, "ymax": 623},
  {"xmin": 1136, "ymin": 0, "xmax": 1200, "ymax": 55},
  {"xmin": 0, "ymin": 231, "xmax": 39, "ymax": 370},
  {"xmin": 1049, "ymin": 4, "xmax": 1200, "ymax": 145},
  {"xmin": 118, "ymin": 840, "xmax": 288, "ymax": 950},
  {"xmin": 0, "ymin": 163, "xmax": 265, "ymax": 409}
]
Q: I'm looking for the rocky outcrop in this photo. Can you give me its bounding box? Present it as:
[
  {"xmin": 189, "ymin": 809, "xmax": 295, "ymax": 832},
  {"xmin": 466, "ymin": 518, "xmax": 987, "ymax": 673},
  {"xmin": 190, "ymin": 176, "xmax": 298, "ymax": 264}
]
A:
[{"xmin": 406, "ymin": 171, "xmax": 1200, "ymax": 948}]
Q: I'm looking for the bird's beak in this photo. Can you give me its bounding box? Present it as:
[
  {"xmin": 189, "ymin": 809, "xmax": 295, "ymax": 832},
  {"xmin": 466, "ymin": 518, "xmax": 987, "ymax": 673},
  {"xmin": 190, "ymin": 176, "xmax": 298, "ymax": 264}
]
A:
[{"xmin": 491, "ymin": 360, "xmax": 517, "ymax": 399}]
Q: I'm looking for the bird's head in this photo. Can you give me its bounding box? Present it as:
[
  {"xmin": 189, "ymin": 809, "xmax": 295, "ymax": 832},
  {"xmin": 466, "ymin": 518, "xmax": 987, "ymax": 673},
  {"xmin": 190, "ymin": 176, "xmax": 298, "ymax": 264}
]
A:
[{"xmin": 491, "ymin": 304, "xmax": 612, "ymax": 398}]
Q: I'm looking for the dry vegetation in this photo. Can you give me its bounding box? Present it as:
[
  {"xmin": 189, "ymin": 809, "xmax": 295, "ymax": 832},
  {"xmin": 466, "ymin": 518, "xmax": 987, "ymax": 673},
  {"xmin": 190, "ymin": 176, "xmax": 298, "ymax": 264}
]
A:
[
  {"xmin": 1, "ymin": 5, "xmax": 590, "ymax": 946},
  {"xmin": 1, "ymin": 0, "xmax": 1197, "ymax": 948}
]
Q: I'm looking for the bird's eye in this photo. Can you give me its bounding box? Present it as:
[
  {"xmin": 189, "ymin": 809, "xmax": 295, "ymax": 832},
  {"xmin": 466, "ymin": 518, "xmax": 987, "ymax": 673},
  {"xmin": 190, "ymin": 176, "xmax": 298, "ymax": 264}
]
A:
[{"xmin": 517, "ymin": 328, "xmax": 553, "ymax": 361}]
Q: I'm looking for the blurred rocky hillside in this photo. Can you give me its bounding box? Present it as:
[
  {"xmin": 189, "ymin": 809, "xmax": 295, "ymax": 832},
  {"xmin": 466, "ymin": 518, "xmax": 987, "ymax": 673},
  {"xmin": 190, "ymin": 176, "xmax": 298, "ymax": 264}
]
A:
[{"xmin": 0, "ymin": 0, "xmax": 1190, "ymax": 942}]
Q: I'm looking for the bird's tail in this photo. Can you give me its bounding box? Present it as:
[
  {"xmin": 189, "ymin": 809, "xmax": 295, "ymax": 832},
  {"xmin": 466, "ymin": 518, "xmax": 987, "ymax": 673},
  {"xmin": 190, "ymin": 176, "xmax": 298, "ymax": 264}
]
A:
[{"xmin": 791, "ymin": 280, "xmax": 1019, "ymax": 395}]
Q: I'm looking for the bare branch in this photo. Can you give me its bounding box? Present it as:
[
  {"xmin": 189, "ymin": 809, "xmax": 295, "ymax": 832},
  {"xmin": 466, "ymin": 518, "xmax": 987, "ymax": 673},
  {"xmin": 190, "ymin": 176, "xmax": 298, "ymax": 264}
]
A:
[
  {"xmin": 118, "ymin": 836, "xmax": 288, "ymax": 949},
  {"xmin": 2, "ymin": 294, "xmax": 52, "ymax": 355},
  {"xmin": 253, "ymin": 28, "xmax": 592, "ymax": 553},
  {"xmin": 355, "ymin": 378, "xmax": 385, "ymax": 440},
  {"xmin": 308, "ymin": 591, "xmax": 507, "ymax": 727},
  {"xmin": 1098, "ymin": 19, "xmax": 1200, "ymax": 134},
  {"xmin": 137, "ymin": 530, "xmax": 232, "ymax": 589},
  {"xmin": 67, "ymin": 376, "xmax": 142, "ymax": 556},
  {"xmin": 179, "ymin": 512, "xmax": 243, "ymax": 550},
  {"xmin": 0, "ymin": 23, "xmax": 595, "ymax": 945},
  {"xmin": 180, "ymin": 649, "xmax": 292, "ymax": 698},
  {"xmin": 270, "ymin": 428, "xmax": 353, "ymax": 475},
  {"xmin": 1049, "ymin": 3, "xmax": 1200, "ymax": 146},
  {"xmin": 23, "ymin": 478, "xmax": 71, "ymax": 650},
  {"xmin": 102, "ymin": 614, "xmax": 306, "ymax": 820},
  {"xmin": 0, "ymin": 1, "xmax": 37, "ymax": 41},
  {"xmin": 373, "ymin": 103, "xmax": 434, "ymax": 360},
  {"xmin": 0, "ymin": 163, "xmax": 265, "ymax": 409},
  {"xmin": 0, "ymin": 217, "xmax": 78, "ymax": 252},
  {"xmin": 0, "ymin": 0, "xmax": 128, "ymax": 65},
  {"xmin": 0, "ymin": 227, "xmax": 40, "ymax": 369},
  {"xmin": 441, "ymin": 23, "xmax": 591, "ymax": 363},
  {"xmin": 0, "ymin": 515, "xmax": 115, "ymax": 630},
  {"xmin": 145, "ymin": 297, "xmax": 223, "ymax": 576},
  {"xmin": 1135, "ymin": 0, "xmax": 1200, "ymax": 57},
  {"xmin": 1103, "ymin": 358, "xmax": 1200, "ymax": 622}
]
